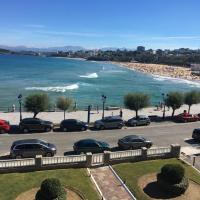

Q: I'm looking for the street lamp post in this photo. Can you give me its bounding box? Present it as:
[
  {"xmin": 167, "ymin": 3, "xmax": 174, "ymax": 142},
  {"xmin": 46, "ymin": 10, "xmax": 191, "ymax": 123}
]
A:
[
  {"xmin": 101, "ymin": 94, "xmax": 107, "ymax": 119},
  {"xmin": 18, "ymin": 94, "xmax": 23, "ymax": 122},
  {"xmin": 162, "ymin": 93, "xmax": 167, "ymax": 120}
]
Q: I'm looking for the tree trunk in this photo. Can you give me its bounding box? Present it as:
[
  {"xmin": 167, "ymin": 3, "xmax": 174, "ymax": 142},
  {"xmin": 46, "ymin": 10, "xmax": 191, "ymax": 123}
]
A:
[
  {"xmin": 33, "ymin": 112, "xmax": 38, "ymax": 118},
  {"xmin": 188, "ymin": 105, "xmax": 191, "ymax": 114},
  {"xmin": 172, "ymin": 109, "xmax": 175, "ymax": 117},
  {"xmin": 135, "ymin": 110, "xmax": 138, "ymax": 118},
  {"xmin": 64, "ymin": 111, "xmax": 66, "ymax": 120}
]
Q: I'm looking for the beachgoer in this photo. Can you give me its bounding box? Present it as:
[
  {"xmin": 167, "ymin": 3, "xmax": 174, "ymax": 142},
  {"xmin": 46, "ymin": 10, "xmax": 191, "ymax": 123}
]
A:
[
  {"xmin": 120, "ymin": 108, "xmax": 123, "ymax": 117},
  {"xmin": 12, "ymin": 104, "xmax": 15, "ymax": 112}
]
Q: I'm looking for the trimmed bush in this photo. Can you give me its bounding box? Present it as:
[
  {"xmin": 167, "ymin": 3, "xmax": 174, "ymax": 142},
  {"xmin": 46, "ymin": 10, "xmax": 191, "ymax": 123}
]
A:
[
  {"xmin": 36, "ymin": 178, "xmax": 66, "ymax": 200},
  {"xmin": 157, "ymin": 164, "xmax": 189, "ymax": 195},
  {"xmin": 159, "ymin": 164, "xmax": 184, "ymax": 184}
]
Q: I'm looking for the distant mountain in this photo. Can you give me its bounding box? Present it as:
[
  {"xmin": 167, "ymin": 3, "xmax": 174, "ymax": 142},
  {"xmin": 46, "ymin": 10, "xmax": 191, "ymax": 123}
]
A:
[{"xmin": 0, "ymin": 45, "xmax": 86, "ymax": 52}]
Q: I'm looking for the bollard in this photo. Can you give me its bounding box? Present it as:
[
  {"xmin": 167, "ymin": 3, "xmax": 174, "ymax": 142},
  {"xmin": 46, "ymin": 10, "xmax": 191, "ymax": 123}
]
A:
[{"xmin": 193, "ymin": 156, "xmax": 196, "ymax": 166}]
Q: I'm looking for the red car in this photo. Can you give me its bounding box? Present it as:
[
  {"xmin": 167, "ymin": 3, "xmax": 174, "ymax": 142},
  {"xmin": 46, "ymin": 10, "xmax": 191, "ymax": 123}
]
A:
[
  {"xmin": 176, "ymin": 113, "xmax": 200, "ymax": 123},
  {"xmin": 0, "ymin": 119, "xmax": 10, "ymax": 134}
]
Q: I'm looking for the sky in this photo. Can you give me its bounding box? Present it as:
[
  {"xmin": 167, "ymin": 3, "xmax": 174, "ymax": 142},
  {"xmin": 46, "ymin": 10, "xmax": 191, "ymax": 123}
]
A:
[{"xmin": 0, "ymin": 0, "xmax": 200, "ymax": 49}]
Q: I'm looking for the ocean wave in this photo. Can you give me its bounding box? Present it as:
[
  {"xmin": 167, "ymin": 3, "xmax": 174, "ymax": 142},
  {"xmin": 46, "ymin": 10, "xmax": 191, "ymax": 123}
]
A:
[
  {"xmin": 152, "ymin": 74, "xmax": 200, "ymax": 87},
  {"xmin": 25, "ymin": 84, "xmax": 79, "ymax": 92},
  {"xmin": 102, "ymin": 69, "xmax": 126, "ymax": 74},
  {"xmin": 79, "ymin": 73, "xmax": 98, "ymax": 78}
]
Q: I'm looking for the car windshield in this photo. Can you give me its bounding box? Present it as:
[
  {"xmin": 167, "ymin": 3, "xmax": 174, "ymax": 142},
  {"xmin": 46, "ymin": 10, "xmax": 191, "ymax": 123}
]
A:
[{"xmin": 39, "ymin": 140, "xmax": 48, "ymax": 146}]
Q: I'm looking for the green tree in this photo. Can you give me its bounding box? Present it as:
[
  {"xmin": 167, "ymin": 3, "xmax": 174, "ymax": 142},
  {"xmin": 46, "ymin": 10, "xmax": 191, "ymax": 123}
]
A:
[
  {"xmin": 24, "ymin": 93, "xmax": 50, "ymax": 118},
  {"xmin": 165, "ymin": 92, "xmax": 184, "ymax": 117},
  {"xmin": 124, "ymin": 92, "xmax": 150, "ymax": 117},
  {"xmin": 184, "ymin": 90, "xmax": 200, "ymax": 113},
  {"xmin": 56, "ymin": 96, "xmax": 72, "ymax": 119}
]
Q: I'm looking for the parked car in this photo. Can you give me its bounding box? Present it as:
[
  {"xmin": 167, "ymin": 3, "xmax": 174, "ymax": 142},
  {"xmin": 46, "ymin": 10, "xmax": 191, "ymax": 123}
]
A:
[
  {"xmin": 126, "ymin": 115, "xmax": 151, "ymax": 126},
  {"xmin": 192, "ymin": 128, "xmax": 200, "ymax": 141},
  {"xmin": 73, "ymin": 139, "xmax": 110, "ymax": 153},
  {"xmin": 0, "ymin": 119, "xmax": 10, "ymax": 134},
  {"xmin": 118, "ymin": 135, "xmax": 152, "ymax": 150},
  {"xmin": 19, "ymin": 118, "xmax": 54, "ymax": 133},
  {"xmin": 10, "ymin": 139, "xmax": 57, "ymax": 159},
  {"xmin": 60, "ymin": 119, "xmax": 88, "ymax": 132},
  {"xmin": 94, "ymin": 116, "xmax": 124, "ymax": 130},
  {"xmin": 175, "ymin": 113, "xmax": 200, "ymax": 123}
]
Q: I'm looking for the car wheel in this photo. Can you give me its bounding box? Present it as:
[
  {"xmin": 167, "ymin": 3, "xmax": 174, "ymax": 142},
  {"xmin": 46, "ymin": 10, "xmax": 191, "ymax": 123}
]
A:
[
  {"xmin": 15, "ymin": 155, "xmax": 23, "ymax": 159},
  {"xmin": 100, "ymin": 126, "xmax": 105, "ymax": 130},
  {"xmin": 45, "ymin": 127, "xmax": 51, "ymax": 132},
  {"xmin": 46, "ymin": 152, "xmax": 53, "ymax": 157},
  {"xmin": 62, "ymin": 127, "xmax": 67, "ymax": 132},
  {"xmin": 132, "ymin": 123, "xmax": 136, "ymax": 127},
  {"xmin": 118, "ymin": 124, "xmax": 122, "ymax": 129},
  {"xmin": 23, "ymin": 128, "xmax": 29, "ymax": 133},
  {"xmin": 0, "ymin": 129, "xmax": 5, "ymax": 134},
  {"xmin": 81, "ymin": 127, "xmax": 86, "ymax": 131},
  {"xmin": 146, "ymin": 144, "xmax": 152, "ymax": 148}
]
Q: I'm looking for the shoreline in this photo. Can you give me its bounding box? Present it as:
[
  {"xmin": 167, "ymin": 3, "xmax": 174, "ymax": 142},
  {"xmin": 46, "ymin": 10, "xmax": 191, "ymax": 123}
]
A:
[{"xmin": 110, "ymin": 61, "xmax": 200, "ymax": 81}]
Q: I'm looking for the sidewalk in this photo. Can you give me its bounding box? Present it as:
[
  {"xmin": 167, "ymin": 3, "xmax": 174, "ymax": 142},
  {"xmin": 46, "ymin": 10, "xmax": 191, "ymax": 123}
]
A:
[
  {"xmin": 0, "ymin": 104, "xmax": 200, "ymax": 124},
  {"xmin": 90, "ymin": 166, "xmax": 133, "ymax": 200}
]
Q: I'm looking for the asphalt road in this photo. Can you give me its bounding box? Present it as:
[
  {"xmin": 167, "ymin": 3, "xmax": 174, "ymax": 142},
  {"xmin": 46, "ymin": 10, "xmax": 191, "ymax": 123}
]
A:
[{"xmin": 0, "ymin": 121, "xmax": 200, "ymax": 156}]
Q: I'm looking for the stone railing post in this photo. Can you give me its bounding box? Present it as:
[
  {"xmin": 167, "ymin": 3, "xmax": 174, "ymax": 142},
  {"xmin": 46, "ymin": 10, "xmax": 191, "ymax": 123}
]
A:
[
  {"xmin": 104, "ymin": 151, "xmax": 111, "ymax": 165},
  {"xmin": 35, "ymin": 155, "xmax": 42, "ymax": 169},
  {"xmin": 86, "ymin": 152, "xmax": 93, "ymax": 167},
  {"xmin": 170, "ymin": 144, "xmax": 181, "ymax": 158},
  {"xmin": 141, "ymin": 147, "xmax": 147, "ymax": 160}
]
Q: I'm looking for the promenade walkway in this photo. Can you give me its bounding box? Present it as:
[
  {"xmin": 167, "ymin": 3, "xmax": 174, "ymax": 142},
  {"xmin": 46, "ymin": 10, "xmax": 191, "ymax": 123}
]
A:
[{"xmin": 90, "ymin": 166, "xmax": 133, "ymax": 200}]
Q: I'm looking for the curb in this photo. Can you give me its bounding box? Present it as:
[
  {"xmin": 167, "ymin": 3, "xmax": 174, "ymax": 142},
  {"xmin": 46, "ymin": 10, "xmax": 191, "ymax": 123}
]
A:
[
  {"xmin": 109, "ymin": 165, "xmax": 137, "ymax": 200},
  {"xmin": 179, "ymin": 157, "xmax": 200, "ymax": 174},
  {"xmin": 87, "ymin": 168, "xmax": 106, "ymax": 200}
]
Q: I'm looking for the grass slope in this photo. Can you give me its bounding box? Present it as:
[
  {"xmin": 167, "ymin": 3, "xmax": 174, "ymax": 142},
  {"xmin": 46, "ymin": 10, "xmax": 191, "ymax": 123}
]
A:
[
  {"xmin": 113, "ymin": 158, "xmax": 200, "ymax": 200},
  {"xmin": 0, "ymin": 168, "xmax": 100, "ymax": 200}
]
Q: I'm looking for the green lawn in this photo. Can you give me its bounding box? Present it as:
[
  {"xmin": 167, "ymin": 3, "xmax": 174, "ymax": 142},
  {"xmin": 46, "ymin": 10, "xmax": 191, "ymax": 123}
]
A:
[
  {"xmin": 113, "ymin": 158, "xmax": 200, "ymax": 200},
  {"xmin": 0, "ymin": 168, "xmax": 100, "ymax": 200}
]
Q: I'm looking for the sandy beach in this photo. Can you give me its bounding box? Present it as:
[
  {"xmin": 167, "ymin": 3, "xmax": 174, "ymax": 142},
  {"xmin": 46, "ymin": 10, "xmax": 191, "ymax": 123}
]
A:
[
  {"xmin": 111, "ymin": 61, "xmax": 200, "ymax": 81},
  {"xmin": 0, "ymin": 104, "xmax": 200, "ymax": 125}
]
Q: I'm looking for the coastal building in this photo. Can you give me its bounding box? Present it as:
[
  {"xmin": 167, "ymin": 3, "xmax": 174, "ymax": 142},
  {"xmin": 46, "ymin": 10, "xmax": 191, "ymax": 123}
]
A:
[{"xmin": 191, "ymin": 64, "xmax": 200, "ymax": 76}]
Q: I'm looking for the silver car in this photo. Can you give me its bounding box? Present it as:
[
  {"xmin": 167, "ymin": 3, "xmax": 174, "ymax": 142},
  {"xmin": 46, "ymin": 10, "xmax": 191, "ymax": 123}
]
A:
[
  {"xmin": 94, "ymin": 116, "xmax": 124, "ymax": 130},
  {"xmin": 10, "ymin": 139, "xmax": 57, "ymax": 159},
  {"xmin": 118, "ymin": 135, "xmax": 152, "ymax": 150},
  {"xmin": 127, "ymin": 115, "xmax": 150, "ymax": 127}
]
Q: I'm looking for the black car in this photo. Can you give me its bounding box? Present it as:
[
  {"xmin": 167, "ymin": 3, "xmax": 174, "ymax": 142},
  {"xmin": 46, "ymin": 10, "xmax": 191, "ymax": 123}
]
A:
[
  {"xmin": 73, "ymin": 139, "xmax": 110, "ymax": 153},
  {"xmin": 118, "ymin": 135, "xmax": 152, "ymax": 150},
  {"xmin": 10, "ymin": 139, "xmax": 57, "ymax": 159},
  {"xmin": 94, "ymin": 116, "xmax": 124, "ymax": 130},
  {"xmin": 19, "ymin": 118, "xmax": 54, "ymax": 133},
  {"xmin": 60, "ymin": 119, "xmax": 88, "ymax": 132},
  {"xmin": 126, "ymin": 115, "xmax": 150, "ymax": 127},
  {"xmin": 192, "ymin": 128, "xmax": 200, "ymax": 141}
]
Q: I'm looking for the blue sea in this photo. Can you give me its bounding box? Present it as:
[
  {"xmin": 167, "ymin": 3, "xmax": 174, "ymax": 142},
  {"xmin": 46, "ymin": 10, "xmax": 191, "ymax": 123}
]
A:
[{"xmin": 0, "ymin": 54, "xmax": 200, "ymax": 110}]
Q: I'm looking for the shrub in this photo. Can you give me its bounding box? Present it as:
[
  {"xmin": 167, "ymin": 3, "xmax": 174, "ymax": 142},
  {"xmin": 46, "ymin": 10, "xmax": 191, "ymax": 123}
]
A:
[
  {"xmin": 35, "ymin": 178, "xmax": 66, "ymax": 200},
  {"xmin": 159, "ymin": 164, "xmax": 184, "ymax": 184},
  {"xmin": 157, "ymin": 164, "xmax": 189, "ymax": 195}
]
